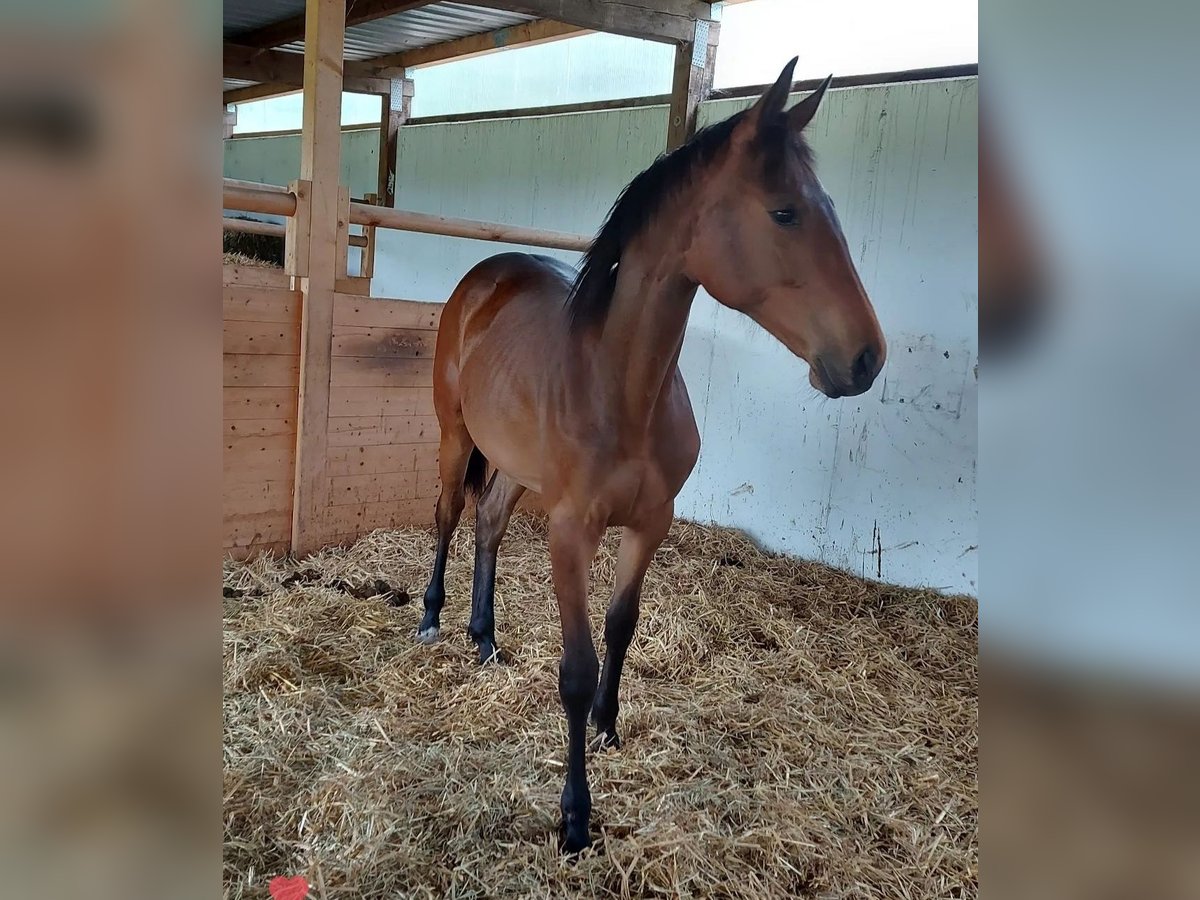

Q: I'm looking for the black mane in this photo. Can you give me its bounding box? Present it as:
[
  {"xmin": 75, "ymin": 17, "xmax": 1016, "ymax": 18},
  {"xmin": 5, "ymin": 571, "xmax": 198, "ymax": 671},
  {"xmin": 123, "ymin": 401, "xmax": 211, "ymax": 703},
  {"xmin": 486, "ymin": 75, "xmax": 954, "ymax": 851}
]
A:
[
  {"xmin": 563, "ymin": 111, "xmax": 742, "ymax": 330},
  {"xmin": 566, "ymin": 107, "xmax": 813, "ymax": 330}
]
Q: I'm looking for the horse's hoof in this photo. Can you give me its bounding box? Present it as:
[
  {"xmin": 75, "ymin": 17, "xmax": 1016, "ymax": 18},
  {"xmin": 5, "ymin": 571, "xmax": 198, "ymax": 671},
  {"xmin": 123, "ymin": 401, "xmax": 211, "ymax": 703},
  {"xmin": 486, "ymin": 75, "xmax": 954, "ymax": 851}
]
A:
[
  {"xmin": 559, "ymin": 819, "xmax": 592, "ymax": 855},
  {"xmin": 589, "ymin": 730, "xmax": 621, "ymax": 753},
  {"xmin": 415, "ymin": 625, "xmax": 440, "ymax": 644},
  {"xmin": 477, "ymin": 643, "xmax": 503, "ymax": 666}
]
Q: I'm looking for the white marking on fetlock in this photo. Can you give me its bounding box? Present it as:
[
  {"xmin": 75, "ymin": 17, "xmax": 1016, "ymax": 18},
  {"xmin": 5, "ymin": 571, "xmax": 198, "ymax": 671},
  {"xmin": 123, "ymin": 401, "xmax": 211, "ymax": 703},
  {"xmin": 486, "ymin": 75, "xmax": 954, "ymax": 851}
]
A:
[{"xmin": 415, "ymin": 626, "xmax": 440, "ymax": 644}]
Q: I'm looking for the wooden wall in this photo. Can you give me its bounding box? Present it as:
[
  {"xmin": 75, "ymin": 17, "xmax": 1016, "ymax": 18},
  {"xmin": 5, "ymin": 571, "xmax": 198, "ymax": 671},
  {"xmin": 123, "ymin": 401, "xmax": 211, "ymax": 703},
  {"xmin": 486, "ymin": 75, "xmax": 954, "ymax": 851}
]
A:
[
  {"xmin": 323, "ymin": 293, "xmax": 442, "ymax": 545},
  {"xmin": 223, "ymin": 265, "xmax": 301, "ymax": 558},
  {"xmin": 223, "ymin": 264, "xmax": 445, "ymax": 557}
]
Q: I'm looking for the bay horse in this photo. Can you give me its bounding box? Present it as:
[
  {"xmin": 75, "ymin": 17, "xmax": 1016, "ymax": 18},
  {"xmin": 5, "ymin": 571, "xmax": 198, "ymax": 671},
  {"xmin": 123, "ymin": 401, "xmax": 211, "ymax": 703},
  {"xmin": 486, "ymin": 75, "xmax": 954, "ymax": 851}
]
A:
[{"xmin": 418, "ymin": 59, "xmax": 885, "ymax": 852}]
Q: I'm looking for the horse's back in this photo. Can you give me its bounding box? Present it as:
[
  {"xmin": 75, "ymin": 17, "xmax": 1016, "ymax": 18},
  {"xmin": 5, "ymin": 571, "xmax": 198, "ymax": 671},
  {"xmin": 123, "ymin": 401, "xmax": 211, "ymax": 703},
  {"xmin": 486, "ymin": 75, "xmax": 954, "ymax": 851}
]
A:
[
  {"xmin": 436, "ymin": 252, "xmax": 572, "ymax": 366},
  {"xmin": 433, "ymin": 253, "xmax": 577, "ymax": 491}
]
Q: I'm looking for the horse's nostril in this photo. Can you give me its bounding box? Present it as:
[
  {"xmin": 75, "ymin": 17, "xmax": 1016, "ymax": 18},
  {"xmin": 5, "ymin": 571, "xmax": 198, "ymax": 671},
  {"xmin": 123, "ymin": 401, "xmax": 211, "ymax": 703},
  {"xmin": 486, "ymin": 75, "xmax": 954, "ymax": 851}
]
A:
[{"xmin": 852, "ymin": 345, "xmax": 878, "ymax": 387}]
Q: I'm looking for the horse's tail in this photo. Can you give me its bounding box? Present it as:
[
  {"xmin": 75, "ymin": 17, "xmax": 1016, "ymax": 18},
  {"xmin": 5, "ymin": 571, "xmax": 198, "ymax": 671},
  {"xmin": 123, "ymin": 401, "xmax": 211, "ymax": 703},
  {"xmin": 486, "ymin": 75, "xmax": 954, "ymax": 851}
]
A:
[{"xmin": 464, "ymin": 447, "xmax": 488, "ymax": 498}]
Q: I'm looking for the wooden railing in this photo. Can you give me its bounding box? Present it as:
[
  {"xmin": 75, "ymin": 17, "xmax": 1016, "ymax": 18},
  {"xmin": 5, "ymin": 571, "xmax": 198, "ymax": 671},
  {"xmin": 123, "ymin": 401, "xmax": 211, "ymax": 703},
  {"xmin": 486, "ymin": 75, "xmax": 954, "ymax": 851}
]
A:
[{"xmin": 222, "ymin": 178, "xmax": 591, "ymax": 253}]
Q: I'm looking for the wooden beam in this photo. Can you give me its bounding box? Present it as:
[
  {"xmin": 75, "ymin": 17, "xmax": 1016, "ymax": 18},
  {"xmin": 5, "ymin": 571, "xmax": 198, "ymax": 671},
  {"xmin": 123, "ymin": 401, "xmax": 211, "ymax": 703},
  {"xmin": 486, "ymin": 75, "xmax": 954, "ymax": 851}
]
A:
[
  {"xmin": 221, "ymin": 178, "xmax": 591, "ymax": 252},
  {"xmin": 406, "ymin": 93, "xmax": 671, "ymax": 126},
  {"xmin": 377, "ymin": 77, "xmax": 413, "ymax": 206},
  {"xmin": 666, "ymin": 18, "xmax": 718, "ymax": 149},
  {"xmin": 232, "ymin": 0, "xmax": 436, "ymax": 50},
  {"xmin": 223, "ymin": 83, "xmax": 299, "ymax": 106},
  {"xmin": 368, "ymin": 19, "xmax": 586, "ymax": 70},
  {"xmin": 465, "ymin": 0, "xmax": 714, "ymax": 44},
  {"xmin": 224, "ymin": 43, "xmax": 399, "ymax": 93},
  {"xmin": 223, "ymin": 216, "xmax": 284, "ymax": 238},
  {"xmin": 292, "ymin": 0, "xmax": 346, "ymax": 556},
  {"xmin": 224, "ymin": 215, "xmax": 367, "ymax": 246},
  {"xmin": 222, "ymin": 182, "xmax": 298, "ymax": 217},
  {"xmin": 349, "ymin": 201, "xmax": 591, "ymax": 252}
]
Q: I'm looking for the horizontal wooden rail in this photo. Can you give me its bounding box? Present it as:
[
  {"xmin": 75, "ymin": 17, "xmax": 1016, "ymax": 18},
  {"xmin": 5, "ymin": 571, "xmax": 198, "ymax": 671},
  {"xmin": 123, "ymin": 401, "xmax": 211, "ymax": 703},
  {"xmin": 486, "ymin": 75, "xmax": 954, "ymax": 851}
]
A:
[
  {"xmin": 223, "ymin": 178, "xmax": 291, "ymax": 194},
  {"xmin": 223, "ymin": 181, "xmax": 297, "ymax": 217},
  {"xmin": 349, "ymin": 201, "xmax": 591, "ymax": 252},
  {"xmin": 222, "ymin": 178, "xmax": 591, "ymax": 252},
  {"xmin": 223, "ymin": 215, "xmax": 367, "ymax": 247},
  {"xmin": 223, "ymin": 216, "xmax": 285, "ymax": 237}
]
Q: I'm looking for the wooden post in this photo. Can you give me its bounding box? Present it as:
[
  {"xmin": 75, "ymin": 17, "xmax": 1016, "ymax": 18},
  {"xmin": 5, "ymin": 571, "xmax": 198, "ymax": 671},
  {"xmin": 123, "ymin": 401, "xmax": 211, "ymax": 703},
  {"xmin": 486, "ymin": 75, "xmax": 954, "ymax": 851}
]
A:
[
  {"xmin": 292, "ymin": 0, "xmax": 346, "ymax": 556},
  {"xmin": 377, "ymin": 76, "xmax": 413, "ymax": 207},
  {"xmin": 666, "ymin": 19, "xmax": 719, "ymax": 150}
]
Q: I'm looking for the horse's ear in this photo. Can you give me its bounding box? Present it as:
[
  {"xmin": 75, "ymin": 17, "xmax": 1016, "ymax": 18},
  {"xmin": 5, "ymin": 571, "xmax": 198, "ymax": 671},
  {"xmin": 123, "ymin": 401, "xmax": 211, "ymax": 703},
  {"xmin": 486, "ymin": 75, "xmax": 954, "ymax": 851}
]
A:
[
  {"xmin": 735, "ymin": 57, "xmax": 798, "ymax": 143},
  {"xmin": 787, "ymin": 74, "xmax": 833, "ymax": 131}
]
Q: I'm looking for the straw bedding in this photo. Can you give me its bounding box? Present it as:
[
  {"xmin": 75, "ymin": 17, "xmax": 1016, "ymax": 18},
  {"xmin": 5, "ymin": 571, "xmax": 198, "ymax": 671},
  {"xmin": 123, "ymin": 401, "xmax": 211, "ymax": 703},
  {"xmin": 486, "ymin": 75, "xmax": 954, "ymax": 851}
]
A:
[{"xmin": 223, "ymin": 514, "xmax": 977, "ymax": 899}]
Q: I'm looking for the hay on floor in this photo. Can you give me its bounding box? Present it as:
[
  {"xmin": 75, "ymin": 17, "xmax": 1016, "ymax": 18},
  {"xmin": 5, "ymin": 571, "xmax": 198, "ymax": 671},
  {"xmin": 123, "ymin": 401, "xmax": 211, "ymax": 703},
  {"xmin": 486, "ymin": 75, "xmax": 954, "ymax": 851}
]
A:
[
  {"xmin": 223, "ymin": 514, "xmax": 977, "ymax": 899},
  {"xmin": 223, "ymin": 249, "xmax": 282, "ymax": 269}
]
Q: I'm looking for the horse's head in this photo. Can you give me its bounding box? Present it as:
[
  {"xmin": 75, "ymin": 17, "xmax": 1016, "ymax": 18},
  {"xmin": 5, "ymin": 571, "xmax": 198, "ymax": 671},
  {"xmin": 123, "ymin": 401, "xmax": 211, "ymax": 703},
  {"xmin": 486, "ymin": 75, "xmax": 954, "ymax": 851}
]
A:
[{"xmin": 685, "ymin": 59, "xmax": 886, "ymax": 398}]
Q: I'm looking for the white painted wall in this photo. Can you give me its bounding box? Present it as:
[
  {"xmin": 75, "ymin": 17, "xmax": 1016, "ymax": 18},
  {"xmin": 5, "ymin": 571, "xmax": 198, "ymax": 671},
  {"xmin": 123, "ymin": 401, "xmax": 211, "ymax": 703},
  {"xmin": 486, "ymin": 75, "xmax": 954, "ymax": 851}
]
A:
[{"xmin": 224, "ymin": 78, "xmax": 978, "ymax": 593}]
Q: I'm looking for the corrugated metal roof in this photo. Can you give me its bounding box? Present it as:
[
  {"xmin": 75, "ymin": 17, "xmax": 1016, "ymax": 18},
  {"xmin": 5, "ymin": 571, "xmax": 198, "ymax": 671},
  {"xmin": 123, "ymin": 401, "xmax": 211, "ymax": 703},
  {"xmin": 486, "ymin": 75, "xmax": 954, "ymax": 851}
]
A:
[
  {"xmin": 225, "ymin": 1, "xmax": 537, "ymax": 63},
  {"xmin": 223, "ymin": 0, "xmax": 307, "ymax": 39}
]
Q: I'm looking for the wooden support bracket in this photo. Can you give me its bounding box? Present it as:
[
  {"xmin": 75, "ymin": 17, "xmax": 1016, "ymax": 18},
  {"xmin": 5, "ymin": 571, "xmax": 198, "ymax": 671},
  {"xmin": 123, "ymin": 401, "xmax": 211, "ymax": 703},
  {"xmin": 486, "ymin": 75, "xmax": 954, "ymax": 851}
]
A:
[{"xmin": 284, "ymin": 178, "xmax": 312, "ymax": 277}]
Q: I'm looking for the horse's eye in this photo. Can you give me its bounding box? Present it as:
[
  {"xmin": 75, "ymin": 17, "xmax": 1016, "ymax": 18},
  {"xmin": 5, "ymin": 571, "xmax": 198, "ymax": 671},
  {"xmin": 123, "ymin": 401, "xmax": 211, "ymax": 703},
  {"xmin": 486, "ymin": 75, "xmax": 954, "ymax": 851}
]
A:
[{"xmin": 770, "ymin": 207, "xmax": 798, "ymax": 227}]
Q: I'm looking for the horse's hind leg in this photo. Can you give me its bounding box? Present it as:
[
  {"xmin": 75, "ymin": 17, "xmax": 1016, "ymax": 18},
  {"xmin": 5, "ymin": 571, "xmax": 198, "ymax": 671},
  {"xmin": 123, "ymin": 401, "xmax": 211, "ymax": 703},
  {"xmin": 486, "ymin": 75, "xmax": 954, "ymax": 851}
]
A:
[
  {"xmin": 418, "ymin": 427, "xmax": 477, "ymax": 643},
  {"xmin": 590, "ymin": 501, "xmax": 672, "ymax": 751},
  {"xmin": 468, "ymin": 470, "xmax": 526, "ymax": 664}
]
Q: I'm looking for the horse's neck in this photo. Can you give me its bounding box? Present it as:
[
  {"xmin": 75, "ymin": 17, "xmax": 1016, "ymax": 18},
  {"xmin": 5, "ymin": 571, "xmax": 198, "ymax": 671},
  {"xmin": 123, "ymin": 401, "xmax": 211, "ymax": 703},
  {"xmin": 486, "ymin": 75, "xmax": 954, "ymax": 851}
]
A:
[{"xmin": 596, "ymin": 236, "xmax": 699, "ymax": 429}]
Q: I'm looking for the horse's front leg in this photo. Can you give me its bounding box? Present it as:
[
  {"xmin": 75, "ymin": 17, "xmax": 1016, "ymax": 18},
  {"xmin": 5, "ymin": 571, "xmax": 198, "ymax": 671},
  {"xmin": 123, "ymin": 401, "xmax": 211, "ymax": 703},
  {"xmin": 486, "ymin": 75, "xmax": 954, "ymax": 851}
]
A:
[
  {"xmin": 591, "ymin": 501, "xmax": 672, "ymax": 750},
  {"xmin": 548, "ymin": 511, "xmax": 604, "ymax": 853}
]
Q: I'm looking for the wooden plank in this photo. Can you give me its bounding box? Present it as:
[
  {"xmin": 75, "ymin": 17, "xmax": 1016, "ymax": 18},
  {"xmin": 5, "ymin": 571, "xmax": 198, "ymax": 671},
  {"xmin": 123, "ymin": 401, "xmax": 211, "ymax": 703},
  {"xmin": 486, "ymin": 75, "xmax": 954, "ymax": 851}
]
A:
[
  {"xmin": 327, "ymin": 415, "xmax": 440, "ymax": 446},
  {"xmin": 465, "ymin": 1, "xmax": 712, "ymax": 44},
  {"xmin": 331, "ymin": 324, "xmax": 437, "ymax": 359},
  {"xmin": 285, "ymin": 178, "xmax": 312, "ymax": 277},
  {"xmin": 224, "ymin": 479, "xmax": 295, "ymax": 516},
  {"xmin": 224, "ymin": 320, "xmax": 301, "ymax": 355},
  {"xmin": 231, "ymin": 0, "xmax": 437, "ymax": 51},
  {"xmin": 224, "ymin": 439, "xmax": 295, "ymax": 483},
  {"xmin": 333, "ymin": 294, "xmax": 441, "ymax": 330},
  {"xmin": 326, "ymin": 442, "xmax": 439, "ymax": 477},
  {"xmin": 330, "ymin": 355, "xmax": 433, "ymax": 388},
  {"xmin": 223, "ymin": 264, "xmax": 291, "ymax": 290},
  {"xmin": 328, "ymin": 385, "xmax": 434, "ymax": 418},
  {"xmin": 376, "ymin": 19, "xmax": 586, "ymax": 70},
  {"xmin": 324, "ymin": 498, "xmax": 436, "ymax": 536},
  {"xmin": 329, "ymin": 469, "xmax": 440, "ymax": 506},
  {"xmin": 225, "ymin": 417, "xmax": 296, "ymax": 438},
  {"xmin": 335, "ymin": 184, "xmax": 351, "ymax": 280},
  {"xmin": 334, "ymin": 276, "xmax": 373, "ymax": 296},
  {"xmin": 224, "ymin": 511, "xmax": 292, "ymax": 547},
  {"xmin": 224, "ymin": 539, "xmax": 291, "ymax": 560},
  {"xmin": 225, "ymin": 455, "xmax": 295, "ymax": 486},
  {"xmin": 223, "ymin": 286, "xmax": 300, "ymax": 324},
  {"xmin": 224, "ymin": 354, "xmax": 301, "ymax": 388},
  {"xmin": 224, "ymin": 387, "xmax": 298, "ymax": 420},
  {"xmin": 292, "ymin": 0, "xmax": 346, "ymax": 556},
  {"xmin": 361, "ymin": 193, "xmax": 379, "ymax": 279}
]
